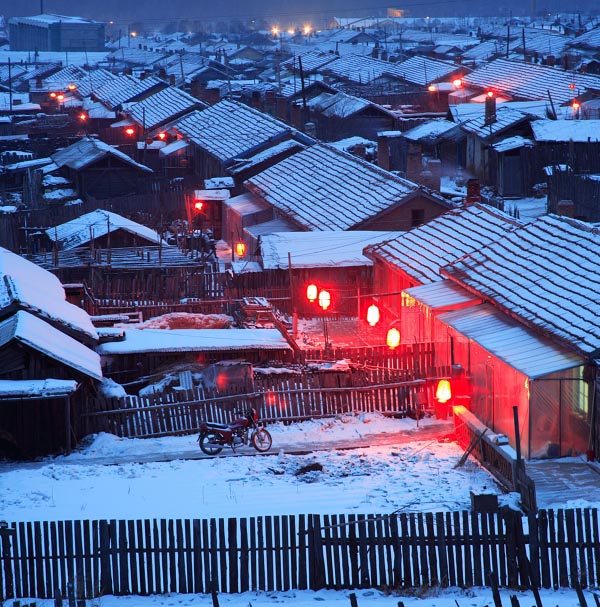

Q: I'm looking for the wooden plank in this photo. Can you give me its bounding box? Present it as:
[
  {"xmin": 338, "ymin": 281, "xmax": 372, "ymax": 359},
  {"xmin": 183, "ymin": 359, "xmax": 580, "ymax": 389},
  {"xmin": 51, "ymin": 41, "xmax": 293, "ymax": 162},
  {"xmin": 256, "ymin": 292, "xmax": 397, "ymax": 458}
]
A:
[
  {"xmin": 462, "ymin": 511, "xmax": 473, "ymax": 587},
  {"xmin": 64, "ymin": 520, "xmax": 75, "ymax": 598},
  {"xmin": 338, "ymin": 514, "xmax": 350, "ymax": 589},
  {"xmin": 417, "ymin": 513, "xmax": 428, "ymax": 586},
  {"xmin": 265, "ymin": 516, "xmax": 274, "ymax": 591},
  {"xmin": 480, "ymin": 513, "xmax": 491, "ymax": 588},
  {"xmin": 128, "ymin": 520, "xmax": 139, "ymax": 595},
  {"xmin": 289, "ymin": 516, "xmax": 298, "ymax": 590},
  {"xmin": 322, "ymin": 514, "xmax": 334, "ymax": 588},
  {"xmin": 257, "ymin": 517, "xmax": 266, "ymax": 591},
  {"xmin": 192, "ymin": 520, "xmax": 202, "ymax": 594},
  {"xmin": 436, "ymin": 512, "xmax": 449, "ymax": 587},
  {"xmin": 592, "ymin": 509, "xmax": 600, "ymax": 588},
  {"xmin": 374, "ymin": 515, "xmax": 388, "ymax": 587},
  {"xmin": 118, "ymin": 520, "xmax": 129, "ymax": 594},
  {"xmin": 239, "ymin": 518, "xmax": 249, "ymax": 593},
  {"xmin": 176, "ymin": 519, "xmax": 186, "ymax": 594},
  {"xmin": 400, "ymin": 514, "xmax": 412, "ymax": 587},
  {"xmin": 584, "ymin": 509, "xmax": 595, "ymax": 588},
  {"xmin": 576, "ymin": 509, "xmax": 588, "ymax": 588},
  {"xmin": 201, "ymin": 519, "xmax": 211, "ymax": 594},
  {"xmin": 566, "ymin": 509, "xmax": 578, "ymax": 588},
  {"xmin": 451, "ymin": 511, "xmax": 462, "ymax": 588},
  {"xmin": 41, "ymin": 521, "xmax": 52, "ymax": 598},
  {"xmin": 49, "ymin": 521, "xmax": 60, "ymax": 599},
  {"xmin": 228, "ymin": 518, "xmax": 238, "ymax": 593},
  {"xmin": 409, "ymin": 513, "xmax": 421, "ymax": 586},
  {"xmin": 281, "ymin": 515, "xmax": 291, "ymax": 591},
  {"xmin": 471, "ymin": 512, "xmax": 482, "ymax": 586},
  {"xmin": 73, "ymin": 520, "xmax": 85, "ymax": 598},
  {"xmin": 558, "ymin": 510, "xmax": 569, "ymax": 587},
  {"xmin": 538, "ymin": 510, "xmax": 551, "ymax": 589},
  {"xmin": 99, "ymin": 520, "xmax": 112, "ymax": 595},
  {"xmin": 218, "ymin": 518, "xmax": 227, "ymax": 592},
  {"xmin": 183, "ymin": 519, "xmax": 193, "ymax": 593},
  {"xmin": 425, "ymin": 513, "xmax": 437, "ymax": 585},
  {"xmin": 209, "ymin": 518, "xmax": 219, "ymax": 593}
]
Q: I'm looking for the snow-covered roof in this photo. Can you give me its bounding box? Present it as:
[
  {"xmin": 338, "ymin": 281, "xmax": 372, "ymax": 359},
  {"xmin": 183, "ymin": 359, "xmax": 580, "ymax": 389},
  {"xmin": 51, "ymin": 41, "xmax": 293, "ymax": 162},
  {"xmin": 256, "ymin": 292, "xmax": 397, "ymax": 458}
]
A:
[
  {"xmin": 319, "ymin": 54, "xmax": 392, "ymax": 84},
  {"xmin": 228, "ymin": 139, "xmax": 306, "ymax": 175},
  {"xmin": 172, "ymin": 100, "xmax": 307, "ymax": 164},
  {"xmin": 225, "ymin": 192, "xmax": 270, "ymax": 216},
  {"xmin": 92, "ymin": 75, "xmax": 166, "ymax": 109},
  {"xmin": 0, "ymin": 247, "xmax": 64, "ymax": 298},
  {"xmin": 261, "ymin": 231, "xmax": 403, "ymax": 269},
  {"xmin": 306, "ymin": 91, "xmax": 389, "ymax": 119},
  {"xmin": 401, "ymin": 119, "xmax": 461, "ymax": 142},
  {"xmin": 123, "ymin": 86, "xmax": 205, "ymax": 130},
  {"xmin": 97, "ymin": 328, "xmax": 292, "ymax": 355},
  {"xmin": 244, "ymin": 218, "xmax": 301, "ymax": 238},
  {"xmin": 462, "ymin": 58, "xmax": 600, "ymax": 105},
  {"xmin": 0, "ymin": 379, "xmax": 79, "ymax": 399},
  {"xmin": 281, "ymin": 50, "xmax": 339, "ymax": 73},
  {"xmin": 385, "ymin": 56, "xmax": 462, "ymax": 86},
  {"xmin": 51, "ymin": 137, "xmax": 153, "ymax": 173},
  {"xmin": 365, "ymin": 204, "xmax": 523, "ymax": 284},
  {"xmin": 492, "ymin": 135, "xmax": 534, "ymax": 152},
  {"xmin": 0, "ymin": 311, "xmax": 102, "ymax": 381},
  {"xmin": 245, "ymin": 143, "xmax": 446, "ymax": 231},
  {"xmin": 0, "ymin": 274, "xmax": 98, "ymax": 342},
  {"xmin": 404, "ymin": 279, "xmax": 481, "ymax": 309},
  {"xmin": 441, "ymin": 214, "xmax": 600, "ymax": 356},
  {"xmin": 531, "ymin": 119, "xmax": 600, "ymax": 142},
  {"xmin": 459, "ymin": 106, "xmax": 533, "ymax": 139},
  {"xmin": 45, "ymin": 209, "xmax": 166, "ymax": 250},
  {"xmin": 438, "ymin": 304, "xmax": 585, "ymax": 379}
]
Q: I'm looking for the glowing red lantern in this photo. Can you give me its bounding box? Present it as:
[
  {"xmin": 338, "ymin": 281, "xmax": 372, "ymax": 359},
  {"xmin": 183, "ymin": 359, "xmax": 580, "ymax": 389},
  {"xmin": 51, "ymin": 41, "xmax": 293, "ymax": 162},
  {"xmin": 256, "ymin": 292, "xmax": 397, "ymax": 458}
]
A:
[
  {"xmin": 486, "ymin": 90, "xmax": 494, "ymax": 98},
  {"xmin": 306, "ymin": 283, "xmax": 318, "ymax": 302},
  {"xmin": 56, "ymin": 94, "xmax": 64, "ymax": 101},
  {"xmin": 366, "ymin": 304, "xmax": 380, "ymax": 327},
  {"xmin": 427, "ymin": 84, "xmax": 436, "ymax": 93},
  {"xmin": 235, "ymin": 242, "xmax": 247, "ymax": 257},
  {"xmin": 49, "ymin": 92, "xmax": 57, "ymax": 98},
  {"xmin": 318, "ymin": 290, "xmax": 331, "ymax": 311},
  {"xmin": 386, "ymin": 327, "xmax": 400, "ymax": 349},
  {"xmin": 452, "ymin": 78, "xmax": 462, "ymax": 88},
  {"xmin": 194, "ymin": 199, "xmax": 204, "ymax": 212},
  {"xmin": 78, "ymin": 112, "xmax": 87, "ymax": 121},
  {"xmin": 572, "ymin": 100, "xmax": 581, "ymax": 110},
  {"xmin": 435, "ymin": 379, "xmax": 452, "ymax": 403},
  {"xmin": 158, "ymin": 132, "xmax": 166, "ymax": 140},
  {"xmin": 67, "ymin": 83, "xmax": 76, "ymax": 91},
  {"xmin": 125, "ymin": 127, "xmax": 135, "ymax": 136}
]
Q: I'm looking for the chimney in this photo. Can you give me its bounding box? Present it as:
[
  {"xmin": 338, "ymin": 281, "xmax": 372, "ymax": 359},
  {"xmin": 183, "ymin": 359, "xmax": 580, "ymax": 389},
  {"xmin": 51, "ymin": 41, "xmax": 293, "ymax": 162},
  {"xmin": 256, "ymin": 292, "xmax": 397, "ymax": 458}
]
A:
[
  {"xmin": 169, "ymin": 74, "xmax": 176, "ymax": 86},
  {"xmin": 465, "ymin": 178, "xmax": 481, "ymax": 206},
  {"xmin": 484, "ymin": 93, "xmax": 497, "ymax": 125},
  {"xmin": 290, "ymin": 103, "xmax": 303, "ymax": 129},
  {"xmin": 377, "ymin": 133, "xmax": 391, "ymax": 171},
  {"xmin": 251, "ymin": 90, "xmax": 262, "ymax": 110},
  {"xmin": 556, "ymin": 199, "xmax": 575, "ymax": 217},
  {"xmin": 304, "ymin": 121, "xmax": 317, "ymax": 138},
  {"xmin": 406, "ymin": 142, "xmax": 423, "ymax": 182},
  {"xmin": 420, "ymin": 159, "xmax": 441, "ymax": 191},
  {"xmin": 275, "ymin": 95, "xmax": 288, "ymax": 120}
]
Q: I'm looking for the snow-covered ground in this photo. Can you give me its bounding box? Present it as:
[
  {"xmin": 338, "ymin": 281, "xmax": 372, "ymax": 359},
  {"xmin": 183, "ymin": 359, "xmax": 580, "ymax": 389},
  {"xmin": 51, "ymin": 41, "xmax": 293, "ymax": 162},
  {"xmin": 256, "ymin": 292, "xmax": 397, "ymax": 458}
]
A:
[{"xmin": 0, "ymin": 413, "xmax": 593, "ymax": 606}]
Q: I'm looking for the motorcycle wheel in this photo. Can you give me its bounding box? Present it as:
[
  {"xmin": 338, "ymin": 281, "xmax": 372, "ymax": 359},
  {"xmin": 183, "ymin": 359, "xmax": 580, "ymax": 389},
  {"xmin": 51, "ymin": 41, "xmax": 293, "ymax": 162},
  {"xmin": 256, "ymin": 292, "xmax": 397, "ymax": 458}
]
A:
[
  {"xmin": 199, "ymin": 431, "xmax": 224, "ymax": 455},
  {"xmin": 251, "ymin": 428, "xmax": 272, "ymax": 452}
]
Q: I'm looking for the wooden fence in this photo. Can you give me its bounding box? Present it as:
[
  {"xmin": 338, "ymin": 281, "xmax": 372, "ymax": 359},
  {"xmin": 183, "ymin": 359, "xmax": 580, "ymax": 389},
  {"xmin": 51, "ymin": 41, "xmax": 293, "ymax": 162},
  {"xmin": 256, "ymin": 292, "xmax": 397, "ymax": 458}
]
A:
[
  {"xmin": 83, "ymin": 377, "xmax": 430, "ymax": 439},
  {"xmin": 1, "ymin": 508, "xmax": 599, "ymax": 600}
]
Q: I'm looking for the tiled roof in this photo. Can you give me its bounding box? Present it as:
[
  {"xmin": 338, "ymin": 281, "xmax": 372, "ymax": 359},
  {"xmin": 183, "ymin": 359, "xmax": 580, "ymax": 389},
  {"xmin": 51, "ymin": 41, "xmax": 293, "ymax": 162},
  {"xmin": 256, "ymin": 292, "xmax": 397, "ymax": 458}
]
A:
[
  {"xmin": 245, "ymin": 143, "xmax": 441, "ymax": 231},
  {"xmin": 569, "ymin": 26, "xmax": 600, "ymax": 50},
  {"xmin": 123, "ymin": 86, "xmax": 205, "ymax": 130},
  {"xmin": 281, "ymin": 50, "xmax": 339, "ymax": 73},
  {"xmin": 172, "ymin": 100, "xmax": 303, "ymax": 164},
  {"xmin": 307, "ymin": 91, "xmax": 373, "ymax": 118},
  {"xmin": 320, "ymin": 54, "xmax": 393, "ymax": 84},
  {"xmin": 92, "ymin": 75, "xmax": 166, "ymax": 109},
  {"xmin": 385, "ymin": 56, "xmax": 462, "ymax": 86},
  {"xmin": 75, "ymin": 69, "xmax": 121, "ymax": 97},
  {"xmin": 462, "ymin": 58, "xmax": 600, "ymax": 105},
  {"xmin": 512, "ymin": 28, "xmax": 570, "ymax": 56},
  {"xmin": 30, "ymin": 65, "xmax": 87, "ymax": 92},
  {"xmin": 365, "ymin": 204, "xmax": 523, "ymax": 284},
  {"xmin": 441, "ymin": 214, "xmax": 600, "ymax": 356}
]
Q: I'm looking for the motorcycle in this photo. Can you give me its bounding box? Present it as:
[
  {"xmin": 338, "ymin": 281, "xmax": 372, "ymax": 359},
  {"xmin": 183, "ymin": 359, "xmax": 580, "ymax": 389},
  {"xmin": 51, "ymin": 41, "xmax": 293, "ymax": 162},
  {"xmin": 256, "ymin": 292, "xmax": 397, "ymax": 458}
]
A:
[{"xmin": 197, "ymin": 407, "xmax": 272, "ymax": 455}]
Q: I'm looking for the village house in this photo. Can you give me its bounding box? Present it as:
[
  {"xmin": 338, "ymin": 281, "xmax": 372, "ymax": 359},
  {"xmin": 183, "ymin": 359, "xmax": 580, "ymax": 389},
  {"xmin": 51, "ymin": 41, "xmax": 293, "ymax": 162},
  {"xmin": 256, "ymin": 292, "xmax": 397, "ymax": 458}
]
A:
[
  {"xmin": 401, "ymin": 214, "xmax": 600, "ymax": 459},
  {"xmin": 50, "ymin": 136, "xmax": 154, "ymax": 199},
  {"xmin": 0, "ymin": 246, "xmax": 102, "ymax": 457},
  {"xmin": 243, "ymin": 142, "xmax": 455, "ymax": 235},
  {"xmin": 363, "ymin": 203, "xmax": 523, "ymax": 321}
]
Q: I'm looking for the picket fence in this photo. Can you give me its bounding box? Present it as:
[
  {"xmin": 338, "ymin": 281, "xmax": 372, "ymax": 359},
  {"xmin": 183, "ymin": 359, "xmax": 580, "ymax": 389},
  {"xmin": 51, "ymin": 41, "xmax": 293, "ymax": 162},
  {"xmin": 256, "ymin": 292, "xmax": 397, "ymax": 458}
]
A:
[{"xmin": 1, "ymin": 508, "xmax": 599, "ymax": 601}]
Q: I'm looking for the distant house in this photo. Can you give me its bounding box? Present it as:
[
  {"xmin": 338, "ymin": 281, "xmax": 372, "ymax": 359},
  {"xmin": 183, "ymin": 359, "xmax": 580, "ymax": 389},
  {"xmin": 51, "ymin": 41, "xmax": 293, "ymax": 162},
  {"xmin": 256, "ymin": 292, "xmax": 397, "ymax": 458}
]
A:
[
  {"xmin": 244, "ymin": 143, "xmax": 455, "ymax": 233},
  {"xmin": 51, "ymin": 136, "xmax": 153, "ymax": 199}
]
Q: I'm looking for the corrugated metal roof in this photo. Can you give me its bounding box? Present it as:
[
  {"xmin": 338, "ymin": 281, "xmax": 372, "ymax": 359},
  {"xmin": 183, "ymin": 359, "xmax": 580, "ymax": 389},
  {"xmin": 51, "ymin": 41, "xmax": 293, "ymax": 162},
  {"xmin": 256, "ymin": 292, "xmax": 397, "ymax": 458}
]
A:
[
  {"xmin": 404, "ymin": 279, "xmax": 481, "ymax": 309},
  {"xmin": 0, "ymin": 311, "xmax": 102, "ymax": 381},
  {"xmin": 245, "ymin": 143, "xmax": 448, "ymax": 231},
  {"xmin": 51, "ymin": 137, "xmax": 152, "ymax": 173},
  {"xmin": 441, "ymin": 214, "xmax": 600, "ymax": 356},
  {"xmin": 462, "ymin": 58, "xmax": 600, "ymax": 105},
  {"xmin": 172, "ymin": 100, "xmax": 303, "ymax": 164},
  {"xmin": 438, "ymin": 304, "xmax": 584, "ymax": 379},
  {"xmin": 365, "ymin": 204, "xmax": 523, "ymax": 284}
]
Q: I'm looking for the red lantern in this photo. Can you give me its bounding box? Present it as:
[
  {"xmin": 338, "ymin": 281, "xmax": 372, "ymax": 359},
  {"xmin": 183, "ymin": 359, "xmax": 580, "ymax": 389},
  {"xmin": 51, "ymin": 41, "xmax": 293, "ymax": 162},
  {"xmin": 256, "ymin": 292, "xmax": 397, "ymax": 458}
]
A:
[
  {"xmin": 452, "ymin": 78, "xmax": 462, "ymax": 88},
  {"xmin": 125, "ymin": 127, "xmax": 135, "ymax": 136},
  {"xmin": 572, "ymin": 100, "xmax": 581, "ymax": 110},
  {"xmin": 235, "ymin": 242, "xmax": 247, "ymax": 257},
  {"xmin": 306, "ymin": 283, "xmax": 318, "ymax": 302},
  {"xmin": 435, "ymin": 379, "xmax": 452, "ymax": 403},
  {"xmin": 318, "ymin": 290, "xmax": 331, "ymax": 311},
  {"xmin": 50, "ymin": 92, "xmax": 57, "ymax": 98},
  {"xmin": 194, "ymin": 199, "xmax": 204, "ymax": 212},
  {"xmin": 78, "ymin": 112, "xmax": 87, "ymax": 121},
  {"xmin": 158, "ymin": 132, "xmax": 166, "ymax": 140},
  {"xmin": 386, "ymin": 327, "xmax": 400, "ymax": 349},
  {"xmin": 366, "ymin": 304, "xmax": 380, "ymax": 327},
  {"xmin": 67, "ymin": 83, "xmax": 76, "ymax": 91}
]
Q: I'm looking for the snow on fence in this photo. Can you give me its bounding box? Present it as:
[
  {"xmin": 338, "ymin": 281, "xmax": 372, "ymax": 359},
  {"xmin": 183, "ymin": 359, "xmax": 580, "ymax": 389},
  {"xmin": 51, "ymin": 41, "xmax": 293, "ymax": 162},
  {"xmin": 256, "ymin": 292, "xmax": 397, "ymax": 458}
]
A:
[{"xmin": 1, "ymin": 508, "xmax": 598, "ymax": 600}]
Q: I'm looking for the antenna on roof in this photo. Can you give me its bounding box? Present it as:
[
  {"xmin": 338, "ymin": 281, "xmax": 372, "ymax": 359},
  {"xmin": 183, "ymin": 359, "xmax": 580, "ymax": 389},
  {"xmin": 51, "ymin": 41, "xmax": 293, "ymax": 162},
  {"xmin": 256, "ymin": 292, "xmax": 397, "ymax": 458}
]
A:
[{"xmin": 40, "ymin": 0, "xmax": 44, "ymax": 14}]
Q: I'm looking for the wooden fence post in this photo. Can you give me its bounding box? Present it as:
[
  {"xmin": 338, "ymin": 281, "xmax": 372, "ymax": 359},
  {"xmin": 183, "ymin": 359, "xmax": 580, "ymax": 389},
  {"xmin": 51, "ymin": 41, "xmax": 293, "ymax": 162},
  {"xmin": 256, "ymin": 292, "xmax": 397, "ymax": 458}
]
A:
[
  {"xmin": 0, "ymin": 522, "xmax": 15, "ymax": 600},
  {"xmin": 307, "ymin": 515, "xmax": 325, "ymax": 590}
]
